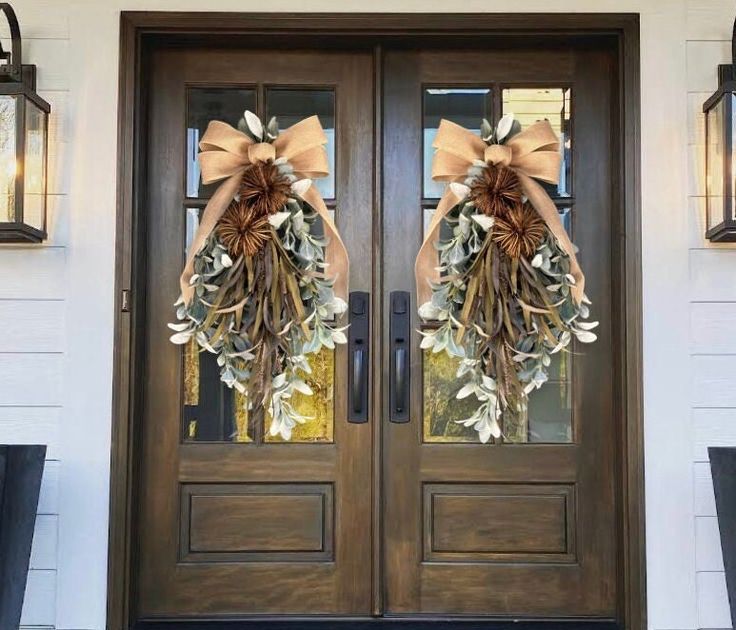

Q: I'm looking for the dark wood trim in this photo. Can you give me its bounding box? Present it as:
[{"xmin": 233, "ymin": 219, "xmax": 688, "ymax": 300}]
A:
[
  {"xmin": 134, "ymin": 620, "xmax": 619, "ymax": 630},
  {"xmin": 110, "ymin": 12, "xmax": 643, "ymax": 630}
]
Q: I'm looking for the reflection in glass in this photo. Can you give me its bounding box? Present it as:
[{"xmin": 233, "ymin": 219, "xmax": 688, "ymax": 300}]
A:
[
  {"xmin": 502, "ymin": 88, "xmax": 572, "ymax": 198},
  {"xmin": 266, "ymin": 89, "xmax": 335, "ymax": 200},
  {"xmin": 186, "ymin": 88, "xmax": 257, "ymax": 198},
  {"xmin": 423, "ymin": 348, "xmax": 572, "ymax": 444},
  {"xmin": 706, "ymin": 95, "xmax": 725, "ymax": 230},
  {"xmin": 183, "ymin": 207, "xmax": 334, "ymax": 443},
  {"xmin": 24, "ymin": 101, "xmax": 47, "ymax": 231},
  {"xmin": 0, "ymin": 96, "xmax": 16, "ymax": 222},
  {"xmin": 423, "ymin": 88, "xmax": 492, "ymax": 198},
  {"xmin": 265, "ymin": 348, "xmax": 335, "ymax": 443}
]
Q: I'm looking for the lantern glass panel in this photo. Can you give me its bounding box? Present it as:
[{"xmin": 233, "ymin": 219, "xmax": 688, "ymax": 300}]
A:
[
  {"xmin": 23, "ymin": 98, "xmax": 47, "ymax": 231},
  {"xmin": 0, "ymin": 95, "xmax": 17, "ymax": 223},
  {"xmin": 706, "ymin": 95, "xmax": 726, "ymax": 231}
]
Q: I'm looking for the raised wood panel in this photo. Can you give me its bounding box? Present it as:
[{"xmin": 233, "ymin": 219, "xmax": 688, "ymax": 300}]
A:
[
  {"xmin": 692, "ymin": 355, "xmax": 736, "ymax": 408},
  {"xmin": 697, "ymin": 571, "xmax": 732, "ymax": 629},
  {"xmin": 29, "ymin": 514, "xmax": 57, "ymax": 570},
  {"xmin": 695, "ymin": 462, "xmax": 717, "ymax": 516},
  {"xmin": 694, "ymin": 408, "xmax": 736, "ymax": 461},
  {"xmin": 48, "ymin": 139, "xmax": 69, "ymax": 195},
  {"xmin": 691, "ymin": 250, "xmax": 736, "ymax": 302},
  {"xmin": 183, "ymin": 483, "xmax": 333, "ymax": 561},
  {"xmin": 0, "ymin": 407, "xmax": 60, "ymax": 460},
  {"xmin": 686, "ymin": 40, "xmax": 730, "ymax": 92},
  {"xmin": 0, "ymin": 248, "xmax": 65, "ymax": 299},
  {"xmin": 19, "ymin": 569, "xmax": 56, "ymax": 627},
  {"xmin": 696, "ymin": 515, "xmax": 724, "ymax": 572},
  {"xmin": 0, "ymin": 300, "xmax": 65, "ymax": 352},
  {"xmin": 424, "ymin": 483, "xmax": 573, "ymax": 563},
  {"xmin": 0, "ymin": 353, "xmax": 62, "ymax": 406}
]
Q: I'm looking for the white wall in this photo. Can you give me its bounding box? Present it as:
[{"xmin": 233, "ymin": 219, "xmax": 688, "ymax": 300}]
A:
[
  {"xmin": 0, "ymin": 0, "xmax": 732, "ymax": 629},
  {"xmin": 687, "ymin": 2, "xmax": 736, "ymax": 628}
]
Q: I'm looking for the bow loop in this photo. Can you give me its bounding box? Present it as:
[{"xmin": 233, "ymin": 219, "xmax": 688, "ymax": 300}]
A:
[
  {"xmin": 484, "ymin": 144, "xmax": 512, "ymax": 167},
  {"xmin": 180, "ymin": 114, "xmax": 348, "ymax": 305},
  {"xmin": 416, "ymin": 117, "xmax": 584, "ymax": 307}
]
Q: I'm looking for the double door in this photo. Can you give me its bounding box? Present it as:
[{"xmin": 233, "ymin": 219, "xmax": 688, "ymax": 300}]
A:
[{"xmin": 136, "ymin": 43, "xmax": 617, "ymax": 623}]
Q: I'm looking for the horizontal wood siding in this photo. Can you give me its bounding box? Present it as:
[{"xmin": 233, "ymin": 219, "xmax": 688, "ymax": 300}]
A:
[
  {"xmin": 687, "ymin": 5, "xmax": 736, "ymax": 627},
  {"xmin": 0, "ymin": 7, "xmax": 69, "ymax": 630}
]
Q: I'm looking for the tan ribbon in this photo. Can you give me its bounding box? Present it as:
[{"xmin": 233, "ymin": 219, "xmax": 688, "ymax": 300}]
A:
[
  {"xmin": 180, "ymin": 115, "xmax": 349, "ymax": 304},
  {"xmin": 415, "ymin": 119, "xmax": 585, "ymax": 306}
]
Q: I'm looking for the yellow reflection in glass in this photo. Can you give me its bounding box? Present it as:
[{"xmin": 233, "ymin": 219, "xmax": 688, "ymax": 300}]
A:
[
  {"xmin": 266, "ymin": 347, "xmax": 335, "ymax": 443},
  {"xmin": 183, "ymin": 338, "xmax": 200, "ymax": 406},
  {"xmin": 423, "ymin": 350, "xmax": 478, "ymax": 443},
  {"xmin": 233, "ymin": 391, "xmax": 252, "ymax": 443}
]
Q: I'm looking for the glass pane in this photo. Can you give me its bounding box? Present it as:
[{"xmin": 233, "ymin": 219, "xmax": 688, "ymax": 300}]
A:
[
  {"xmin": 0, "ymin": 95, "xmax": 16, "ymax": 222},
  {"xmin": 502, "ymin": 88, "xmax": 572, "ymax": 198},
  {"xmin": 265, "ymin": 347, "xmax": 335, "ymax": 443},
  {"xmin": 183, "ymin": 206, "xmax": 251, "ymax": 442},
  {"xmin": 183, "ymin": 206, "xmax": 334, "ymax": 443},
  {"xmin": 423, "ymin": 88, "xmax": 492, "ymax": 198},
  {"xmin": 706, "ymin": 96, "xmax": 725, "ymax": 230},
  {"xmin": 24, "ymin": 99, "xmax": 47, "ymax": 231},
  {"xmin": 186, "ymin": 88, "xmax": 257, "ymax": 199},
  {"xmin": 423, "ymin": 350, "xmax": 479, "ymax": 443},
  {"xmin": 266, "ymin": 89, "xmax": 335, "ymax": 200}
]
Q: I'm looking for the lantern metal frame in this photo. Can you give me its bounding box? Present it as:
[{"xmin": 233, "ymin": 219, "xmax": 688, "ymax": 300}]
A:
[
  {"xmin": 0, "ymin": 2, "xmax": 51, "ymax": 243},
  {"xmin": 703, "ymin": 18, "xmax": 736, "ymax": 243}
]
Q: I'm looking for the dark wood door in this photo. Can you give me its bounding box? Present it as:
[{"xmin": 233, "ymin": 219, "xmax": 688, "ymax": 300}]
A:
[
  {"xmin": 137, "ymin": 47, "xmax": 374, "ymax": 617},
  {"xmin": 382, "ymin": 48, "xmax": 618, "ymax": 617}
]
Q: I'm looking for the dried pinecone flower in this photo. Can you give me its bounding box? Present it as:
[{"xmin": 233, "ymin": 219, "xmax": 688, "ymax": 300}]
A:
[
  {"xmin": 470, "ymin": 164, "xmax": 522, "ymax": 217},
  {"xmin": 217, "ymin": 200, "xmax": 273, "ymax": 258},
  {"xmin": 492, "ymin": 203, "xmax": 546, "ymax": 259},
  {"xmin": 239, "ymin": 160, "xmax": 292, "ymax": 218}
]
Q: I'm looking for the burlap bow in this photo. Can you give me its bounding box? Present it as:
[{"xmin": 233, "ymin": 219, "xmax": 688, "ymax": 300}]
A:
[
  {"xmin": 180, "ymin": 115, "xmax": 348, "ymax": 304},
  {"xmin": 415, "ymin": 119, "xmax": 584, "ymax": 306}
]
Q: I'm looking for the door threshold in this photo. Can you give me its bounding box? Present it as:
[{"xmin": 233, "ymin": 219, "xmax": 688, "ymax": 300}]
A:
[{"xmin": 134, "ymin": 618, "xmax": 620, "ymax": 630}]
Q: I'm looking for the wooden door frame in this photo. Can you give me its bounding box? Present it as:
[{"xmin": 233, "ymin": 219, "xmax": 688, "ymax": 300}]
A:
[{"xmin": 109, "ymin": 12, "xmax": 642, "ymax": 630}]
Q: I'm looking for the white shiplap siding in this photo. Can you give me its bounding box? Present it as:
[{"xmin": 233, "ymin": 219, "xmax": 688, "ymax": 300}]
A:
[
  {"xmin": 687, "ymin": 1, "xmax": 736, "ymax": 627},
  {"xmin": 0, "ymin": 5, "xmax": 68, "ymax": 629}
]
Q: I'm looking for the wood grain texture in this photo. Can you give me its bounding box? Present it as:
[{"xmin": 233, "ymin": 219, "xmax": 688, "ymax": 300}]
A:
[
  {"xmin": 691, "ymin": 302, "xmax": 736, "ymax": 354},
  {"xmin": 0, "ymin": 407, "xmax": 60, "ymax": 460},
  {"xmin": 692, "ymin": 355, "xmax": 736, "ymax": 408},
  {"xmin": 0, "ymin": 301, "xmax": 65, "ymax": 353},
  {"xmin": 694, "ymin": 408, "xmax": 736, "ymax": 461},
  {"xmin": 19, "ymin": 569, "xmax": 55, "ymax": 627},
  {"xmin": 0, "ymin": 353, "xmax": 62, "ymax": 406},
  {"xmin": 0, "ymin": 248, "xmax": 65, "ymax": 299}
]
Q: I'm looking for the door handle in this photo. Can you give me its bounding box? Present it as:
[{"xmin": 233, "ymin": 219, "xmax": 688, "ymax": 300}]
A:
[
  {"xmin": 347, "ymin": 291, "xmax": 369, "ymax": 423},
  {"xmin": 389, "ymin": 291, "xmax": 410, "ymax": 423}
]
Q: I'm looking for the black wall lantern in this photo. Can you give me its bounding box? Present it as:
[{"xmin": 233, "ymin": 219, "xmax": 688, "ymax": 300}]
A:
[
  {"xmin": 0, "ymin": 3, "xmax": 50, "ymax": 243},
  {"xmin": 703, "ymin": 18, "xmax": 736, "ymax": 242}
]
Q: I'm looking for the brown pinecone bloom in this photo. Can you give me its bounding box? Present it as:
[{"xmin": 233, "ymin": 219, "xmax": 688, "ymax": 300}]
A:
[
  {"xmin": 492, "ymin": 203, "xmax": 546, "ymax": 259},
  {"xmin": 239, "ymin": 160, "xmax": 291, "ymax": 218},
  {"xmin": 470, "ymin": 164, "xmax": 522, "ymax": 217},
  {"xmin": 217, "ymin": 201, "xmax": 272, "ymax": 258}
]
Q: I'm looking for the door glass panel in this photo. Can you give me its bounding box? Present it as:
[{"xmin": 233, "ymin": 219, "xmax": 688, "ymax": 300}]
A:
[
  {"xmin": 502, "ymin": 87, "xmax": 571, "ymax": 198},
  {"xmin": 186, "ymin": 88, "xmax": 257, "ymax": 199},
  {"xmin": 266, "ymin": 88, "xmax": 336, "ymax": 200},
  {"xmin": 182, "ymin": 206, "xmax": 335, "ymax": 443},
  {"xmin": 423, "ymin": 88, "xmax": 492, "ymax": 199}
]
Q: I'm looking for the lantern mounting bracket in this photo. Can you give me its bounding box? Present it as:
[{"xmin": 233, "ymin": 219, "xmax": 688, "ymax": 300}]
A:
[{"xmin": 0, "ymin": 3, "xmax": 22, "ymax": 83}]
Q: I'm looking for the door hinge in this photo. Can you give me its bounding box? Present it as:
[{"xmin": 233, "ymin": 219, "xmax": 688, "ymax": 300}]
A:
[{"xmin": 121, "ymin": 289, "xmax": 131, "ymax": 313}]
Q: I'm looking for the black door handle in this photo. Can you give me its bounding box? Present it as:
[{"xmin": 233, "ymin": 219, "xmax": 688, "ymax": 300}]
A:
[
  {"xmin": 389, "ymin": 291, "xmax": 410, "ymax": 423},
  {"xmin": 348, "ymin": 291, "xmax": 369, "ymax": 423}
]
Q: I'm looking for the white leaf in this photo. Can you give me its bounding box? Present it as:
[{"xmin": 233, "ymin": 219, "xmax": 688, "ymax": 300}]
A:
[
  {"xmin": 531, "ymin": 254, "xmax": 543, "ymax": 268},
  {"xmin": 292, "ymin": 379, "xmax": 313, "ymax": 395},
  {"xmin": 167, "ymin": 322, "xmax": 190, "ymax": 332},
  {"xmin": 419, "ymin": 334, "xmax": 436, "ymax": 350},
  {"xmin": 575, "ymin": 330, "xmax": 598, "ymax": 343},
  {"xmin": 291, "ymin": 179, "xmax": 313, "ymax": 197},
  {"xmin": 268, "ymin": 211, "xmax": 291, "ymax": 229},
  {"xmin": 450, "ymin": 182, "xmax": 471, "ymax": 200},
  {"xmin": 456, "ymin": 383, "xmax": 476, "ymax": 399},
  {"xmin": 169, "ymin": 331, "xmax": 192, "ymax": 345},
  {"xmin": 418, "ymin": 301, "xmax": 441, "ymax": 320},
  {"xmin": 244, "ymin": 110, "xmax": 263, "ymax": 140},
  {"xmin": 471, "ymin": 214, "xmax": 494, "ymax": 231},
  {"xmin": 331, "ymin": 330, "xmax": 348, "ymax": 344},
  {"xmin": 496, "ymin": 113, "xmax": 515, "ymax": 142},
  {"xmin": 576, "ymin": 321, "xmax": 599, "ymax": 330},
  {"xmin": 272, "ymin": 373, "xmax": 287, "ymax": 389},
  {"xmin": 221, "ymin": 253, "xmax": 233, "ymax": 268}
]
